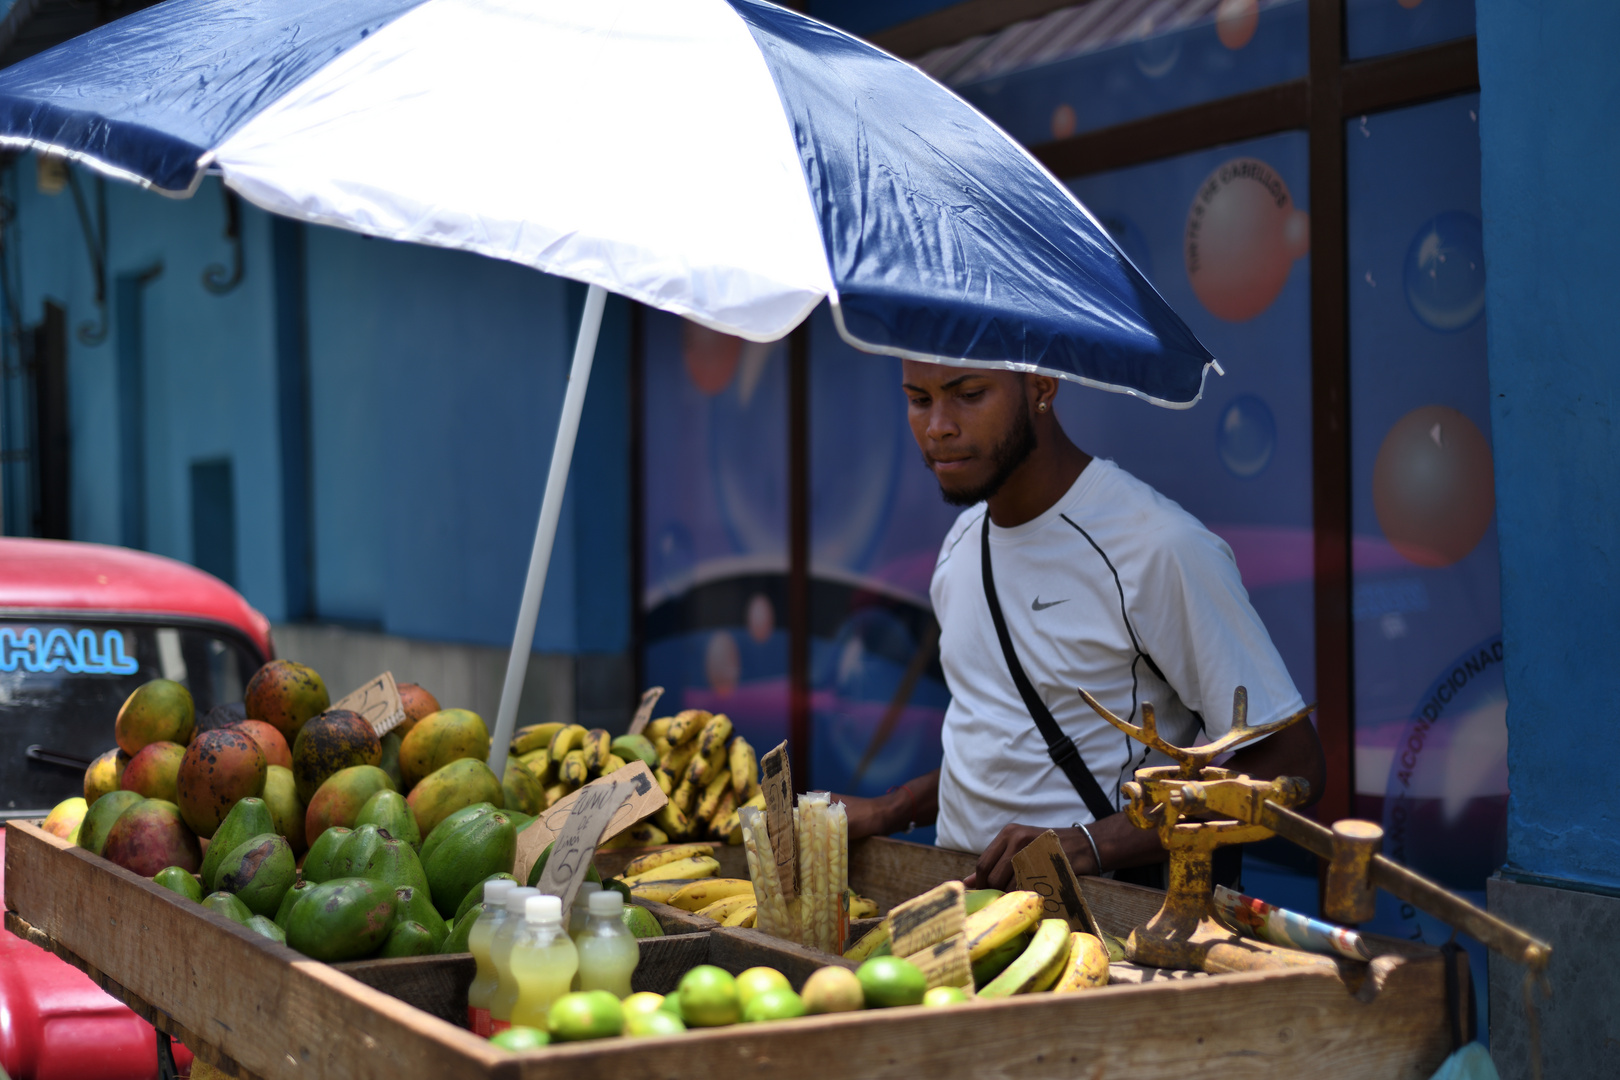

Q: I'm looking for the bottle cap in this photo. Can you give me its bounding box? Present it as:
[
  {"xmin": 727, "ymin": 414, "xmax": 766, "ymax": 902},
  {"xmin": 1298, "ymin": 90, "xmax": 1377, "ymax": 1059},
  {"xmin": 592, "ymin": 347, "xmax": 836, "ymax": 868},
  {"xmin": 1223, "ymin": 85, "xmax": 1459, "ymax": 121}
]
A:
[
  {"xmin": 505, "ymin": 886, "xmax": 540, "ymax": 915},
  {"xmin": 484, "ymin": 879, "xmax": 516, "ymax": 904},
  {"xmin": 571, "ymin": 882, "xmax": 602, "ymax": 906},
  {"xmin": 526, "ymin": 894, "xmax": 564, "ymax": 925},
  {"xmin": 587, "ymin": 890, "xmax": 623, "ymax": 916}
]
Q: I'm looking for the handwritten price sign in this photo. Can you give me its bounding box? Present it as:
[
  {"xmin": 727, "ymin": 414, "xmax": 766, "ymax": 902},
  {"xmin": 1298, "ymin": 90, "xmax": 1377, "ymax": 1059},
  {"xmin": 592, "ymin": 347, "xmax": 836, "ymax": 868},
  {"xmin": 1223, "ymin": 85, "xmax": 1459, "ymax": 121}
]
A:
[
  {"xmin": 332, "ymin": 672, "xmax": 407, "ymax": 737},
  {"xmin": 513, "ymin": 761, "xmax": 666, "ymax": 887}
]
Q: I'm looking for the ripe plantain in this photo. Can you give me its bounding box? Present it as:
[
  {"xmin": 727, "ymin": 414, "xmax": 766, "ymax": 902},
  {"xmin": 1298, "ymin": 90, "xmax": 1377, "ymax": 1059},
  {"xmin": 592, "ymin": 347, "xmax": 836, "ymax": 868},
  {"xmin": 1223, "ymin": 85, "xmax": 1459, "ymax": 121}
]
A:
[
  {"xmin": 621, "ymin": 843, "xmax": 720, "ymax": 879},
  {"xmin": 601, "ymin": 753, "xmax": 628, "ymax": 776},
  {"xmin": 542, "ymin": 782, "xmax": 570, "ymax": 808},
  {"xmin": 621, "ymin": 854, "xmax": 719, "ymax": 884},
  {"xmin": 629, "ymin": 879, "xmax": 702, "ymax": 904},
  {"xmin": 559, "ymin": 749, "xmax": 588, "ymax": 787},
  {"xmin": 693, "ymin": 770, "xmax": 731, "ymax": 825},
  {"xmin": 1051, "ymin": 932, "xmax": 1110, "ymax": 992},
  {"xmin": 977, "ymin": 919, "xmax": 1072, "ymax": 998},
  {"xmin": 685, "ymin": 743, "xmax": 727, "ymax": 788},
  {"xmin": 579, "ymin": 729, "xmax": 611, "ymax": 774},
  {"xmin": 844, "ymin": 921, "xmax": 892, "ymax": 962},
  {"xmin": 512, "ymin": 722, "xmax": 566, "ymax": 755},
  {"xmin": 666, "ymin": 709, "xmax": 711, "ymax": 746},
  {"xmin": 848, "ymin": 893, "xmax": 879, "ymax": 920},
  {"xmin": 728, "ymin": 737, "xmax": 758, "ymax": 799},
  {"xmin": 963, "ymin": 890, "xmax": 1043, "ymax": 961},
  {"xmin": 644, "ymin": 717, "xmax": 673, "ymax": 743},
  {"xmin": 662, "ymin": 740, "xmax": 699, "ymax": 781},
  {"xmin": 597, "ymin": 821, "xmax": 669, "ymax": 851},
  {"xmin": 690, "ymin": 891, "xmax": 753, "ymax": 922},
  {"xmin": 549, "ymin": 723, "xmax": 588, "ymax": 760},
  {"xmin": 670, "ymin": 878, "xmax": 754, "ymax": 912},
  {"xmin": 654, "ymin": 767, "xmax": 674, "ymax": 797},
  {"xmin": 695, "ymin": 714, "xmax": 733, "ymax": 758},
  {"xmin": 706, "ymin": 789, "xmax": 737, "ymax": 838},
  {"xmin": 671, "ymin": 778, "xmax": 698, "ymax": 817},
  {"xmin": 653, "ymin": 801, "xmax": 692, "ymax": 841},
  {"xmin": 721, "ymin": 900, "xmax": 758, "ymax": 928}
]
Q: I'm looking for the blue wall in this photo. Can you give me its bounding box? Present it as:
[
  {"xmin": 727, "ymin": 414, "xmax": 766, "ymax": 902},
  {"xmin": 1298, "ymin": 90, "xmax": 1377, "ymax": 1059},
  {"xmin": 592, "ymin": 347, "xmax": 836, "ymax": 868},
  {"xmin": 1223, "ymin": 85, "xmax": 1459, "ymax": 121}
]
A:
[
  {"xmin": 1478, "ymin": 1, "xmax": 1620, "ymax": 889},
  {"xmin": 3, "ymin": 161, "xmax": 629, "ymax": 657}
]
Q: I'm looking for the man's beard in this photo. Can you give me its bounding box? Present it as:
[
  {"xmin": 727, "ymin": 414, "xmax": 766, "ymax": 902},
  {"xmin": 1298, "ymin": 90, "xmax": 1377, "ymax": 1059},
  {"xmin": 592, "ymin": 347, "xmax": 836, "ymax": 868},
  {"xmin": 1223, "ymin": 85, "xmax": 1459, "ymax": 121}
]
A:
[{"xmin": 931, "ymin": 403, "xmax": 1038, "ymax": 507}]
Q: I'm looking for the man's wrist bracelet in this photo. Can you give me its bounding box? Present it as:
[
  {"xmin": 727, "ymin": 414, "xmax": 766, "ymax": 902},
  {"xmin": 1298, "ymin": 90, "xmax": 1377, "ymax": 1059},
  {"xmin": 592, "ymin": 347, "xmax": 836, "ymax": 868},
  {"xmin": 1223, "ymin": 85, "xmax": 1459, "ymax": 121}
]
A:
[{"xmin": 1074, "ymin": 821, "xmax": 1104, "ymax": 875}]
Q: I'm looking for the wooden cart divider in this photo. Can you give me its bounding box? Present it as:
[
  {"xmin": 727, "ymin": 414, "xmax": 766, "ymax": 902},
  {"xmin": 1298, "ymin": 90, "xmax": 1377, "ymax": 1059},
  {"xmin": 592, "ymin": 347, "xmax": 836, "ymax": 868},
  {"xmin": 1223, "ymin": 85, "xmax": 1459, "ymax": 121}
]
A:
[{"xmin": 6, "ymin": 821, "xmax": 1458, "ymax": 1079}]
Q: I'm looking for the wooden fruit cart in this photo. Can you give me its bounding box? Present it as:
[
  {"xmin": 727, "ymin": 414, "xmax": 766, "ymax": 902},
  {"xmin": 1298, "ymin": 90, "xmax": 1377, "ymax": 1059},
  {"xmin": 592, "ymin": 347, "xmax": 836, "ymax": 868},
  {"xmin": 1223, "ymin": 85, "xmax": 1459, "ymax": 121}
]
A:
[{"xmin": 4, "ymin": 820, "xmax": 1463, "ymax": 1080}]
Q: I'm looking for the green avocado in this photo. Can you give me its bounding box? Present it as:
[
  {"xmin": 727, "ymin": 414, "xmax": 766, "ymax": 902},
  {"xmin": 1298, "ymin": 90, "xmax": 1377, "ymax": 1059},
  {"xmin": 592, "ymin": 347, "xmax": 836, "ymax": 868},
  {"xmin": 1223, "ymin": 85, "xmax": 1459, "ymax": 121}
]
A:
[
  {"xmin": 201, "ymin": 890, "xmax": 253, "ymax": 925},
  {"xmin": 438, "ymin": 905, "xmax": 480, "ymax": 954},
  {"xmin": 216, "ymin": 832, "xmax": 297, "ymax": 918},
  {"xmin": 422, "ymin": 811, "xmax": 516, "ymax": 919},
  {"xmin": 394, "ymin": 885, "xmax": 449, "ymax": 947},
  {"xmin": 201, "ymin": 797, "xmax": 276, "ymax": 893},
  {"xmin": 378, "ymin": 920, "xmax": 438, "ymax": 958},
  {"xmin": 354, "ymin": 789, "xmax": 420, "ymax": 850},
  {"xmin": 301, "ymin": 825, "xmax": 351, "ymax": 883},
  {"xmin": 283, "ymin": 877, "xmax": 397, "ymax": 962},
  {"xmin": 451, "ymin": 872, "xmax": 518, "ymax": 925},
  {"xmin": 419, "ymin": 802, "xmax": 496, "ymax": 865}
]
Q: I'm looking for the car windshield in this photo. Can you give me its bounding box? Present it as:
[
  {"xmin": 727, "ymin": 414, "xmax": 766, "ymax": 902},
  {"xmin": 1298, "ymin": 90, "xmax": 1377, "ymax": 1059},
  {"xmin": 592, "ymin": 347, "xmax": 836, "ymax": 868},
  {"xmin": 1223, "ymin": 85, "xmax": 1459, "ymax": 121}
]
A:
[{"xmin": 0, "ymin": 616, "xmax": 264, "ymax": 816}]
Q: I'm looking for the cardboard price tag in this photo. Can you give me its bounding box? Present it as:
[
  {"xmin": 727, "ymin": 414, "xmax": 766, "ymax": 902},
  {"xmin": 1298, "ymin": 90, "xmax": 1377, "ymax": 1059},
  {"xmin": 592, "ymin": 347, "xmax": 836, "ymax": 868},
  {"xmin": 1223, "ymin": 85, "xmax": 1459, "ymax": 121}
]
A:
[
  {"xmin": 627, "ymin": 687, "xmax": 665, "ymax": 736},
  {"xmin": 888, "ymin": 880, "xmax": 965, "ymax": 957},
  {"xmin": 1011, "ymin": 829, "xmax": 1101, "ymax": 938},
  {"xmin": 533, "ymin": 779, "xmax": 632, "ymax": 915},
  {"xmin": 904, "ymin": 933, "xmax": 972, "ymax": 991},
  {"xmin": 333, "ymin": 672, "xmax": 407, "ymax": 737},
  {"xmin": 759, "ymin": 742, "xmax": 797, "ymax": 899},
  {"xmin": 513, "ymin": 761, "xmax": 665, "ymax": 886}
]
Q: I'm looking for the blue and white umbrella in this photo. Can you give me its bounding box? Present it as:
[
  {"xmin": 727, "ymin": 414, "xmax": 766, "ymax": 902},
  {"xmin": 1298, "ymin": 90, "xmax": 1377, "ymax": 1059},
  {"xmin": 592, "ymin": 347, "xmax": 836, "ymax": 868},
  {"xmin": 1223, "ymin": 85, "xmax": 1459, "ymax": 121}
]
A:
[{"xmin": 0, "ymin": 0, "xmax": 1219, "ymax": 768}]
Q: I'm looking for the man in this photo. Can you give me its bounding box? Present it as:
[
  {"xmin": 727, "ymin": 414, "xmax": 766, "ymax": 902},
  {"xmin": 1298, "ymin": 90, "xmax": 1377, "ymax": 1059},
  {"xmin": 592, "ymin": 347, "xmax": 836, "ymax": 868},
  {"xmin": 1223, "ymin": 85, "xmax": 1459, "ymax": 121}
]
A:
[{"xmin": 838, "ymin": 362, "xmax": 1325, "ymax": 890}]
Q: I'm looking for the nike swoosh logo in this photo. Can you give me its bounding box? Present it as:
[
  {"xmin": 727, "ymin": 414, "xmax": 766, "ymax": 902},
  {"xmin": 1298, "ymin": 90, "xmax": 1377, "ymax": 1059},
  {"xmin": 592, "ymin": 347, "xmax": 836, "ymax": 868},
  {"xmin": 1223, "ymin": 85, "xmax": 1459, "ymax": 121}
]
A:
[{"xmin": 1031, "ymin": 597, "xmax": 1069, "ymax": 611}]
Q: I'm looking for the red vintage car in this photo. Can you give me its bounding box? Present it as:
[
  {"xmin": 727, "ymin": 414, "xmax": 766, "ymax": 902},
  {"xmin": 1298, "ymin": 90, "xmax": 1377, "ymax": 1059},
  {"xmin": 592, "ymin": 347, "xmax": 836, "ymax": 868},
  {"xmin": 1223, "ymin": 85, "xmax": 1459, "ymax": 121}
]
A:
[{"xmin": 1, "ymin": 538, "xmax": 273, "ymax": 1080}]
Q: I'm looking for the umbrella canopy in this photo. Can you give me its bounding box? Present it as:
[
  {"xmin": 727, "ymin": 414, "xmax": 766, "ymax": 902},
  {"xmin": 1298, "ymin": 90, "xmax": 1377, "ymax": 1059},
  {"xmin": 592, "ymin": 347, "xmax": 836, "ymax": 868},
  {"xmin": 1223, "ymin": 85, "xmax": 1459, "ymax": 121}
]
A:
[{"xmin": 0, "ymin": 0, "xmax": 1216, "ymax": 405}]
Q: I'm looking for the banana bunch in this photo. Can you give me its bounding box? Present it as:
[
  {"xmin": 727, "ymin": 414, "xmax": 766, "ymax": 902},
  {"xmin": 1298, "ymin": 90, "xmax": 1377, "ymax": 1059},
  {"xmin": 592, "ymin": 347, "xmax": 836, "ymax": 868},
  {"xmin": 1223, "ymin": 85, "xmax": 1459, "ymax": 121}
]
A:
[
  {"xmin": 511, "ymin": 722, "xmax": 660, "ymax": 810},
  {"xmin": 643, "ymin": 710, "xmax": 763, "ymax": 844}
]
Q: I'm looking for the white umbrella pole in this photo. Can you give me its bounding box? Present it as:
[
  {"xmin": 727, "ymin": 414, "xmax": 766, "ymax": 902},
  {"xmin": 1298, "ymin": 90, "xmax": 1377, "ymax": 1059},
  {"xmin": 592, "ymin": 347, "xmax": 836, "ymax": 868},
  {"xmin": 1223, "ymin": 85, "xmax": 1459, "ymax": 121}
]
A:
[{"xmin": 487, "ymin": 283, "xmax": 607, "ymax": 782}]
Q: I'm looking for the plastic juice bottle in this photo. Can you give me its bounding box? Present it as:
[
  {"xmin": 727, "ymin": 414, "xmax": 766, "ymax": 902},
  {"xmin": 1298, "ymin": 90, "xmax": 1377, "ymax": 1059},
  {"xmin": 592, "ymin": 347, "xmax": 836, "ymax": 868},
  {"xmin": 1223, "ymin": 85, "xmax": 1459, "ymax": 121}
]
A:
[
  {"xmin": 574, "ymin": 890, "xmax": 639, "ymax": 999},
  {"xmin": 487, "ymin": 886, "xmax": 539, "ymax": 1033},
  {"xmin": 466, "ymin": 879, "xmax": 517, "ymax": 1035},
  {"xmin": 509, "ymin": 894, "xmax": 580, "ymax": 1030},
  {"xmin": 567, "ymin": 882, "xmax": 602, "ymax": 987}
]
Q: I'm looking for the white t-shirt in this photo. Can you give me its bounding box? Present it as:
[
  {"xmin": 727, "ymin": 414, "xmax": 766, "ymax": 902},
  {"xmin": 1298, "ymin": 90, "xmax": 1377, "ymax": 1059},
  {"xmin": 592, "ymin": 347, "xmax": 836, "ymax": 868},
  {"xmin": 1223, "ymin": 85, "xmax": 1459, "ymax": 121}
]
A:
[{"xmin": 931, "ymin": 458, "xmax": 1304, "ymax": 854}]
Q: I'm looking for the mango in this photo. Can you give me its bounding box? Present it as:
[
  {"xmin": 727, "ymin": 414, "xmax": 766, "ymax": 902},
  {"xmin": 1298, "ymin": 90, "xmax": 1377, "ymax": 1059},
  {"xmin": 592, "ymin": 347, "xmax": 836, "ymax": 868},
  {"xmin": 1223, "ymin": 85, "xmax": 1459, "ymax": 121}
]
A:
[
  {"xmin": 407, "ymin": 758, "xmax": 504, "ymax": 840},
  {"xmin": 274, "ymin": 879, "xmax": 312, "ymax": 930},
  {"xmin": 284, "ymin": 877, "xmax": 397, "ymax": 962},
  {"xmin": 41, "ymin": 796, "xmax": 87, "ymax": 844},
  {"xmin": 399, "ymin": 709, "xmax": 490, "ymax": 789},
  {"xmin": 396, "ymin": 683, "xmax": 441, "ymax": 738},
  {"xmin": 262, "ymin": 765, "xmax": 306, "ymax": 853},
  {"xmin": 216, "ymin": 833, "xmax": 297, "ymax": 918},
  {"xmin": 202, "ymin": 890, "xmax": 253, "ymax": 925},
  {"xmin": 291, "ymin": 710, "xmax": 381, "ymax": 803},
  {"xmin": 379, "ymin": 921, "xmax": 437, "ymax": 957},
  {"xmin": 78, "ymin": 790, "xmax": 144, "ymax": 856},
  {"xmin": 243, "ymin": 660, "xmax": 329, "ymax": 742},
  {"xmin": 102, "ymin": 800, "xmax": 200, "ymax": 876},
  {"xmin": 304, "ymin": 765, "xmax": 395, "ymax": 847},
  {"xmin": 502, "ymin": 762, "xmax": 545, "ymax": 816},
  {"xmin": 153, "ymin": 866, "xmax": 203, "ymax": 902},
  {"xmin": 201, "ymin": 797, "xmax": 276, "ymax": 892},
  {"xmin": 353, "ymin": 789, "xmax": 420, "ymax": 850},
  {"xmin": 176, "ymin": 728, "xmax": 267, "ymax": 839},
  {"xmin": 115, "ymin": 679, "xmax": 195, "ymax": 756},
  {"xmin": 422, "ymin": 810, "xmax": 516, "ymax": 918},
  {"xmin": 244, "ymin": 915, "xmax": 287, "ymax": 945},
  {"xmin": 395, "ymin": 885, "xmax": 449, "ymax": 947},
  {"xmin": 301, "ymin": 825, "xmax": 351, "ymax": 883},
  {"xmin": 378, "ymin": 731, "xmax": 403, "ymax": 790},
  {"xmin": 196, "ymin": 702, "xmax": 246, "ymax": 734},
  {"xmin": 121, "ymin": 741, "xmax": 186, "ymax": 802},
  {"xmin": 83, "ymin": 749, "xmax": 130, "ymax": 805},
  {"xmin": 236, "ymin": 720, "xmax": 292, "ymax": 770}
]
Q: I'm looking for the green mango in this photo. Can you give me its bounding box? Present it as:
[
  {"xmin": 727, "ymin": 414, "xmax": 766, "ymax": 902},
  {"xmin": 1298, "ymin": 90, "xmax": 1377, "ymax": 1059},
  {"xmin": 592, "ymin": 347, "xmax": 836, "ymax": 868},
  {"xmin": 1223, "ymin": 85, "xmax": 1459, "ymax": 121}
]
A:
[
  {"xmin": 275, "ymin": 879, "xmax": 312, "ymax": 930},
  {"xmin": 524, "ymin": 839, "xmax": 601, "ymax": 889},
  {"xmin": 216, "ymin": 833, "xmax": 297, "ymax": 918},
  {"xmin": 423, "ymin": 811, "xmax": 516, "ymax": 919},
  {"xmin": 78, "ymin": 791, "xmax": 145, "ymax": 857},
  {"xmin": 438, "ymin": 906, "xmax": 480, "ymax": 954},
  {"xmin": 283, "ymin": 877, "xmax": 397, "ymax": 962},
  {"xmin": 152, "ymin": 866, "xmax": 203, "ymax": 902},
  {"xmin": 244, "ymin": 914, "xmax": 287, "ymax": 945},
  {"xmin": 201, "ymin": 891, "xmax": 253, "ymax": 925},
  {"xmin": 451, "ymin": 872, "xmax": 518, "ymax": 925},
  {"xmin": 354, "ymin": 789, "xmax": 420, "ymax": 850},
  {"xmin": 378, "ymin": 920, "xmax": 437, "ymax": 958},
  {"xmin": 201, "ymin": 797, "xmax": 276, "ymax": 892},
  {"xmin": 418, "ymin": 802, "xmax": 495, "ymax": 866},
  {"xmin": 301, "ymin": 825, "xmax": 351, "ymax": 883},
  {"xmin": 394, "ymin": 885, "xmax": 449, "ymax": 947}
]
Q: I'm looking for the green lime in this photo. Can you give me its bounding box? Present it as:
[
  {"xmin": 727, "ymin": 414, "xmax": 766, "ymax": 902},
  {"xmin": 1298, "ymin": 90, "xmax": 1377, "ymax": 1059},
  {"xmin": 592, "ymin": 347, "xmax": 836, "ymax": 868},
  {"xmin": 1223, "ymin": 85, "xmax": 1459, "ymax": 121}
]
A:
[
  {"xmin": 734, "ymin": 966, "xmax": 791, "ymax": 1011},
  {"xmin": 923, "ymin": 985, "xmax": 969, "ymax": 1007},
  {"xmin": 856, "ymin": 956, "xmax": 927, "ymax": 1008},
  {"xmin": 677, "ymin": 965, "xmax": 740, "ymax": 1027},
  {"xmin": 622, "ymin": 992, "xmax": 666, "ymax": 1018},
  {"xmin": 490, "ymin": 1026, "xmax": 550, "ymax": 1051},
  {"xmin": 547, "ymin": 990, "xmax": 624, "ymax": 1041},
  {"xmin": 742, "ymin": 987, "xmax": 806, "ymax": 1023},
  {"xmin": 625, "ymin": 1009, "xmax": 687, "ymax": 1038},
  {"xmin": 801, "ymin": 966, "xmax": 865, "ymax": 1014},
  {"xmin": 152, "ymin": 866, "xmax": 202, "ymax": 902},
  {"xmin": 659, "ymin": 990, "xmax": 684, "ymax": 1021},
  {"xmin": 621, "ymin": 904, "xmax": 664, "ymax": 939}
]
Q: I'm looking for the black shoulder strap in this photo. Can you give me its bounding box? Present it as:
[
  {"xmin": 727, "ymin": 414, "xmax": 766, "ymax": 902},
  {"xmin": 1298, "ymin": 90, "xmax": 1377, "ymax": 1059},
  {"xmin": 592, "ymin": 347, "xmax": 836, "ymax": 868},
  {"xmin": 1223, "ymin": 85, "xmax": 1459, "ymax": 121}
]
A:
[{"xmin": 980, "ymin": 514, "xmax": 1116, "ymax": 823}]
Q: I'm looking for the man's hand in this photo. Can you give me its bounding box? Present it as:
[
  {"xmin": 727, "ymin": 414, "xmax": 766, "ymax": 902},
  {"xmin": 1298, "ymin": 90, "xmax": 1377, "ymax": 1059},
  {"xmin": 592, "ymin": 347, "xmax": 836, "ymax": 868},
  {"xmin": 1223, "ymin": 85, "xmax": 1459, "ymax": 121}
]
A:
[
  {"xmin": 832, "ymin": 770, "xmax": 939, "ymax": 842},
  {"xmin": 966, "ymin": 823, "xmax": 1098, "ymax": 890}
]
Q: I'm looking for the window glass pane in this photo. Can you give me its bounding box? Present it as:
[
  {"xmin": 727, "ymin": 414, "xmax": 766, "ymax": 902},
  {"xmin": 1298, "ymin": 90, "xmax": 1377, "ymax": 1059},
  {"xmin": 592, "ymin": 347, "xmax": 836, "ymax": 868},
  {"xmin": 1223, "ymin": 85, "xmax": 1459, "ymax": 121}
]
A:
[
  {"xmin": 1064, "ymin": 131, "xmax": 1316, "ymax": 715},
  {"xmin": 1346, "ymin": 0, "xmax": 1474, "ymax": 61},
  {"xmin": 922, "ymin": 0, "xmax": 1307, "ymax": 145},
  {"xmin": 807, "ymin": 305, "xmax": 957, "ymax": 831},
  {"xmin": 638, "ymin": 310, "xmax": 791, "ymax": 756},
  {"xmin": 1347, "ymin": 93, "xmax": 1493, "ymax": 1026}
]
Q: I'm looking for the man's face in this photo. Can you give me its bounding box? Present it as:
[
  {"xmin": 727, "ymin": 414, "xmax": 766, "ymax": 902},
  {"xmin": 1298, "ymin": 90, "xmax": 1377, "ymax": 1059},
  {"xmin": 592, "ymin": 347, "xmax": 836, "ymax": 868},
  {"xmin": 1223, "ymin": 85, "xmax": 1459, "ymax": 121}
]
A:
[{"xmin": 901, "ymin": 362, "xmax": 1037, "ymax": 506}]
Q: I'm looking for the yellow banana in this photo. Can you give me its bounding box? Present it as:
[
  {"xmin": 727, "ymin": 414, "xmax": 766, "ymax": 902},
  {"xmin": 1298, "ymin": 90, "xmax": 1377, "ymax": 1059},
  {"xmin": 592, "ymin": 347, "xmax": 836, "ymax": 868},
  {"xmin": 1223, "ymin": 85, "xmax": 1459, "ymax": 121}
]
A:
[
  {"xmin": 706, "ymin": 789, "xmax": 737, "ymax": 837},
  {"xmin": 602, "ymin": 753, "xmax": 628, "ymax": 775},
  {"xmin": 662, "ymin": 740, "xmax": 699, "ymax": 781},
  {"xmin": 721, "ymin": 901, "xmax": 757, "ymax": 928},
  {"xmin": 620, "ymin": 843, "xmax": 719, "ymax": 879},
  {"xmin": 518, "ymin": 747, "xmax": 549, "ymax": 769},
  {"xmin": 849, "ymin": 894, "xmax": 879, "ymax": 920},
  {"xmin": 596, "ymin": 821, "xmax": 669, "ymax": 851},
  {"xmin": 542, "ymin": 782, "xmax": 570, "ymax": 808},
  {"xmin": 581, "ymin": 728, "xmax": 611, "ymax": 774},
  {"xmin": 694, "ymin": 770, "xmax": 731, "ymax": 825},
  {"xmin": 728, "ymin": 737, "xmax": 757, "ymax": 798},
  {"xmin": 696, "ymin": 714, "xmax": 733, "ymax": 758},
  {"xmin": 652, "ymin": 801, "xmax": 692, "ymax": 841},
  {"xmin": 843, "ymin": 921, "xmax": 891, "ymax": 962},
  {"xmin": 654, "ymin": 767, "xmax": 674, "ymax": 797},
  {"xmin": 978, "ymin": 919, "xmax": 1072, "ymax": 998},
  {"xmin": 964, "ymin": 890, "xmax": 1043, "ymax": 961},
  {"xmin": 671, "ymin": 778, "xmax": 698, "ymax": 816},
  {"xmin": 549, "ymin": 723, "xmax": 588, "ymax": 759},
  {"xmin": 621, "ymin": 854, "xmax": 719, "ymax": 884},
  {"xmin": 512, "ymin": 722, "xmax": 566, "ymax": 754},
  {"xmin": 559, "ymin": 749, "xmax": 588, "ymax": 787},
  {"xmin": 629, "ymin": 879, "xmax": 701, "ymax": 904},
  {"xmin": 669, "ymin": 878, "xmax": 754, "ymax": 912},
  {"xmin": 685, "ymin": 743, "xmax": 726, "ymax": 788},
  {"xmin": 644, "ymin": 717, "xmax": 672, "ymax": 742},
  {"xmin": 651, "ymin": 735, "xmax": 673, "ymax": 759},
  {"xmin": 1052, "ymin": 932, "xmax": 1110, "ymax": 992},
  {"xmin": 666, "ymin": 709, "xmax": 710, "ymax": 746}
]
